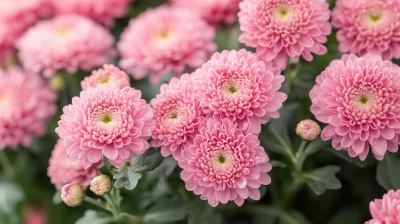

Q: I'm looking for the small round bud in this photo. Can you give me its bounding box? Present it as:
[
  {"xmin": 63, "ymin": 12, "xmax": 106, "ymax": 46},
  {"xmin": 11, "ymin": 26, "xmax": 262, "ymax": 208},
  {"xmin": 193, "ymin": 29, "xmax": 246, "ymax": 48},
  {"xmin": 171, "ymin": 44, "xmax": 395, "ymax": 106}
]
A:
[
  {"xmin": 61, "ymin": 184, "xmax": 85, "ymax": 207},
  {"xmin": 49, "ymin": 73, "xmax": 66, "ymax": 92},
  {"xmin": 90, "ymin": 174, "xmax": 112, "ymax": 196},
  {"xmin": 296, "ymin": 119, "xmax": 321, "ymax": 141}
]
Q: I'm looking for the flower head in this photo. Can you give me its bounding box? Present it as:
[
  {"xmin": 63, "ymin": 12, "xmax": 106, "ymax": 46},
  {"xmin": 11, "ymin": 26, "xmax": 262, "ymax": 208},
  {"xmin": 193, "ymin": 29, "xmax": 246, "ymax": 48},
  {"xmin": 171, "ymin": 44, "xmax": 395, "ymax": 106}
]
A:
[
  {"xmin": 118, "ymin": 6, "xmax": 216, "ymax": 83},
  {"xmin": 296, "ymin": 119, "xmax": 321, "ymax": 141},
  {"xmin": 48, "ymin": 140, "xmax": 101, "ymax": 190},
  {"xmin": 56, "ymin": 86, "xmax": 155, "ymax": 168},
  {"xmin": 195, "ymin": 49, "xmax": 287, "ymax": 134},
  {"xmin": 332, "ymin": 0, "xmax": 400, "ymax": 59},
  {"xmin": 180, "ymin": 118, "xmax": 272, "ymax": 207},
  {"xmin": 90, "ymin": 174, "xmax": 112, "ymax": 196},
  {"xmin": 310, "ymin": 54, "xmax": 400, "ymax": 161},
  {"xmin": 238, "ymin": 0, "xmax": 332, "ymax": 70},
  {"xmin": 17, "ymin": 15, "xmax": 115, "ymax": 77},
  {"xmin": 61, "ymin": 184, "xmax": 85, "ymax": 207},
  {"xmin": 81, "ymin": 64, "xmax": 130, "ymax": 90},
  {"xmin": 24, "ymin": 205, "xmax": 47, "ymax": 224},
  {"xmin": 366, "ymin": 190, "xmax": 400, "ymax": 224},
  {"xmin": 0, "ymin": 67, "xmax": 57, "ymax": 150}
]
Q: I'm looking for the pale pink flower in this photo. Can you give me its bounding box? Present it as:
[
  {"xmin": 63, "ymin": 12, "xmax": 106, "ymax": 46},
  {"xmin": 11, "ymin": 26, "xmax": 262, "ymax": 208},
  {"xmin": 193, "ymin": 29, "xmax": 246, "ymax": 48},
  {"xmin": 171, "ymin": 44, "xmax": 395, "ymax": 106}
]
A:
[
  {"xmin": 24, "ymin": 205, "xmax": 47, "ymax": 224},
  {"xmin": 195, "ymin": 49, "xmax": 287, "ymax": 134},
  {"xmin": 0, "ymin": 67, "xmax": 57, "ymax": 150},
  {"xmin": 366, "ymin": 190, "xmax": 400, "ymax": 224},
  {"xmin": 0, "ymin": 22, "xmax": 15, "ymax": 65},
  {"xmin": 17, "ymin": 15, "xmax": 115, "ymax": 77},
  {"xmin": 56, "ymin": 86, "xmax": 155, "ymax": 168},
  {"xmin": 118, "ymin": 6, "xmax": 216, "ymax": 84},
  {"xmin": 332, "ymin": 0, "xmax": 400, "ymax": 60},
  {"xmin": 238, "ymin": 0, "xmax": 332, "ymax": 70},
  {"xmin": 310, "ymin": 54, "xmax": 400, "ymax": 161},
  {"xmin": 151, "ymin": 74, "xmax": 203, "ymax": 160},
  {"xmin": 47, "ymin": 140, "xmax": 101, "ymax": 190},
  {"xmin": 180, "ymin": 118, "xmax": 272, "ymax": 207},
  {"xmin": 81, "ymin": 64, "xmax": 130, "ymax": 90}
]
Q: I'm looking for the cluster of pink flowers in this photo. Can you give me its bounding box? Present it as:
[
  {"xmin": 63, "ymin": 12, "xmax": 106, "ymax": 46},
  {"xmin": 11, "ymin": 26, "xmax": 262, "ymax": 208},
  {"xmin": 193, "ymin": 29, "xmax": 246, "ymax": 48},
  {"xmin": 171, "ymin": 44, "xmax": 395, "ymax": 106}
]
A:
[{"xmin": 366, "ymin": 190, "xmax": 400, "ymax": 223}]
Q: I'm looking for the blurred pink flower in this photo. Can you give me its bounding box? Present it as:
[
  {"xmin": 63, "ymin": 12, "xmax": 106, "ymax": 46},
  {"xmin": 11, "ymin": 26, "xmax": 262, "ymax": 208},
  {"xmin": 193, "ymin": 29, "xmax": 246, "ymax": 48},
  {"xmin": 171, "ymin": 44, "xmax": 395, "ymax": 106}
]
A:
[
  {"xmin": 0, "ymin": 22, "xmax": 15, "ymax": 65},
  {"xmin": 195, "ymin": 49, "xmax": 287, "ymax": 134},
  {"xmin": 332, "ymin": 0, "xmax": 400, "ymax": 60},
  {"xmin": 310, "ymin": 54, "xmax": 400, "ymax": 161},
  {"xmin": 24, "ymin": 205, "xmax": 47, "ymax": 224},
  {"xmin": 17, "ymin": 15, "xmax": 115, "ymax": 77},
  {"xmin": 81, "ymin": 64, "xmax": 130, "ymax": 90},
  {"xmin": 0, "ymin": 67, "xmax": 57, "ymax": 150},
  {"xmin": 366, "ymin": 190, "xmax": 400, "ymax": 224},
  {"xmin": 238, "ymin": 0, "xmax": 331, "ymax": 70},
  {"xmin": 48, "ymin": 139, "xmax": 101, "ymax": 190},
  {"xmin": 118, "ymin": 6, "xmax": 216, "ymax": 84},
  {"xmin": 56, "ymin": 86, "xmax": 155, "ymax": 168},
  {"xmin": 180, "ymin": 118, "xmax": 272, "ymax": 207}
]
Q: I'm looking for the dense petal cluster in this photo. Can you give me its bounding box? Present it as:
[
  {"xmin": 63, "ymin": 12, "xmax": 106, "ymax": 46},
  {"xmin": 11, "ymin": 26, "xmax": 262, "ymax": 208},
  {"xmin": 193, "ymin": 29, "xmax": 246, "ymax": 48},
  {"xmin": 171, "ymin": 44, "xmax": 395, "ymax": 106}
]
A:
[
  {"xmin": 81, "ymin": 64, "xmax": 130, "ymax": 90},
  {"xmin": 310, "ymin": 54, "xmax": 400, "ymax": 160},
  {"xmin": 118, "ymin": 6, "xmax": 216, "ymax": 83},
  {"xmin": 332, "ymin": 0, "xmax": 400, "ymax": 59},
  {"xmin": 238, "ymin": 0, "xmax": 332, "ymax": 70},
  {"xmin": 56, "ymin": 86, "xmax": 155, "ymax": 168},
  {"xmin": 48, "ymin": 140, "xmax": 100, "ymax": 190},
  {"xmin": 170, "ymin": 0, "xmax": 241, "ymax": 25},
  {"xmin": 0, "ymin": 22, "xmax": 15, "ymax": 65},
  {"xmin": 17, "ymin": 15, "xmax": 115, "ymax": 77},
  {"xmin": 180, "ymin": 118, "xmax": 272, "ymax": 207},
  {"xmin": 0, "ymin": 67, "xmax": 57, "ymax": 150},
  {"xmin": 366, "ymin": 190, "xmax": 400, "ymax": 223},
  {"xmin": 195, "ymin": 50, "xmax": 287, "ymax": 134}
]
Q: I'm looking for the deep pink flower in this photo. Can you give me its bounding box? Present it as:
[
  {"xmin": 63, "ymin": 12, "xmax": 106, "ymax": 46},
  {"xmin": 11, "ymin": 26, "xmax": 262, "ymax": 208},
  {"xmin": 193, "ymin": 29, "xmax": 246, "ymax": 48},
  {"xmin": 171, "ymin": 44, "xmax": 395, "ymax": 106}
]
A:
[
  {"xmin": 118, "ymin": 6, "xmax": 216, "ymax": 84},
  {"xmin": 81, "ymin": 64, "xmax": 130, "ymax": 90},
  {"xmin": 0, "ymin": 67, "xmax": 57, "ymax": 150},
  {"xmin": 56, "ymin": 86, "xmax": 155, "ymax": 168},
  {"xmin": 17, "ymin": 15, "xmax": 115, "ymax": 77},
  {"xmin": 310, "ymin": 54, "xmax": 400, "ymax": 161},
  {"xmin": 48, "ymin": 140, "xmax": 101, "ymax": 190},
  {"xmin": 238, "ymin": 0, "xmax": 332, "ymax": 70},
  {"xmin": 180, "ymin": 118, "xmax": 272, "ymax": 207},
  {"xmin": 195, "ymin": 49, "xmax": 287, "ymax": 134},
  {"xmin": 332, "ymin": 0, "xmax": 400, "ymax": 60},
  {"xmin": 366, "ymin": 190, "xmax": 400, "ymax": 224}
]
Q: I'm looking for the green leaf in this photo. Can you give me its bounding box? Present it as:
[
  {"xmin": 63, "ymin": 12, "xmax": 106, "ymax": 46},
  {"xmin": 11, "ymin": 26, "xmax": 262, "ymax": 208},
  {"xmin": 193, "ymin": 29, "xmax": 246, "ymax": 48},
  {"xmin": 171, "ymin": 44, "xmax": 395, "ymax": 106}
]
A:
[
  {"xmin": 304, "ymin": 165, "xmax": 342, "ymax": 195},
  {"xmin": 326, "ymin": 148, "xmax": 376, "ymax": 167},
  {"xmin": 270, "ymin": 160, "xmax": 287, "ymax": 168},
  {"xmin": 52, "ymin": 191, "xmax": 62, "ymax": 205},
  {"xmin": 303, "ymin": 138, "xmax": 330, "ymax": 157},
  {"xmin": 75, "ymin": 210, "xmax": 113, "ymax": 224},
  {"xmin": 377, "ymin": 153, "xmax": 400, "ymax": 190},
  {"xmin": 130, "ymin": 147, "xmax": 164, "ymax": 172},
  {"xmin": 0, "ymin": 182, "xmax": 24, "ymax": 214},
  {"xmin": 143, "ymin": 199, "xmax": 187, "ymax": 223},
  {"xmin": 113, "ymin": 167, "xmax": 142, "ymax": 190}
]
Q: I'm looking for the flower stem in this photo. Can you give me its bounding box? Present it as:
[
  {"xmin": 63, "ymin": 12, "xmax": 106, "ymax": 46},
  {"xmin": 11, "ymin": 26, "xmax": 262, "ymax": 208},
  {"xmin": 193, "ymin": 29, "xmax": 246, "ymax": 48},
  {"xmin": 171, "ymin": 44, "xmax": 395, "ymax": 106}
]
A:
[
  {"xmin": 0, "ymin": 150, "xmax": 14, "ymax": 179},
  {"xmin": 105, "ymin": 194, "xmax": 120, "ymax": 218},
  {"xmin": 84, "ymin": 197, "xmax": 110, "ymax": 212}
]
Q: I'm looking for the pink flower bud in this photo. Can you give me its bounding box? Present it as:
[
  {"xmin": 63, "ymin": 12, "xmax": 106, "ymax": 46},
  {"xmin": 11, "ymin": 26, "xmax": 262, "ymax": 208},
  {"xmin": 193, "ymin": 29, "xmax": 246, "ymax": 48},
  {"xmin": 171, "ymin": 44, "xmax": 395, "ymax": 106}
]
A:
[
  {"xmin": 61, "ymin": 184, "xmax": 85, "ymax": 207},
  {"xmin": 296, "ymin": 119, "xmax": 321, "ymax": 141},
  {"xmin": 90, "ymin": 174, "xmax": 112, "ymax": 196}
]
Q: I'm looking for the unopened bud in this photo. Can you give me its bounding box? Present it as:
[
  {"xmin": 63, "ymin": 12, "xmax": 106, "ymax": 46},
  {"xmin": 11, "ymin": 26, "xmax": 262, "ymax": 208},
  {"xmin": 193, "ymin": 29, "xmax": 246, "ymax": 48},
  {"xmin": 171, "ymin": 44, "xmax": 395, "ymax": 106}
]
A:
[
  {"xmin": 49, "ymin": 73, "xmax": 66, "ymax": 92},
  {"xmin": 90, "ymin": 174, "xmax": 112, "ymax": 196},
  {"xmin": 61, "ymin": 184, "xmax": 84, "ymax": 207},
  {"xmin": 296, "ymin": 119, "xmax": 321, "ymax": 141}
]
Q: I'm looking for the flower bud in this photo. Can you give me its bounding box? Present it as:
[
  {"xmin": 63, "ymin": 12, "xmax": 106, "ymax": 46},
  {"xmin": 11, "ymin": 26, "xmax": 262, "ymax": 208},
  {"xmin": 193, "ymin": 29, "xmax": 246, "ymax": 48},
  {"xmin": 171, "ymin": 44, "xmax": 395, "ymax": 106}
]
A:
[
  {"xmin": 49, "ymin": 73, "xmax": 66, "ymax": 92},
  {"xmin": 61, "ymin": 184, "xmax": 85, "ymax": 207},
  {"xmin": 296, "ymin": 119, "xmax": 321, "ymax": 141},
  {"xmin": 90, "ymin": 174, "xmax": 112, "ymax": 196}
]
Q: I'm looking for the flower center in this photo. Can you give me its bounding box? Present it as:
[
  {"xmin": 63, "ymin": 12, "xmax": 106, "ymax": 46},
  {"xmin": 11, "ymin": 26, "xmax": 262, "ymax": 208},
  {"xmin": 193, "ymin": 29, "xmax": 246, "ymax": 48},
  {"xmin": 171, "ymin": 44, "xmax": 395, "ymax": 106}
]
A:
[
  {"xmin": 228, "ymin": 85, "xmax": 237, "ymax": 94},
  {"xmin": 359, "ymin": 96, "xmax": 368, "ymax": 104},
  {"xmin": 368, "ymin": 12, "xmax": 383, "ymax": 23},
  {"xmin": 53, "ymin": 27, "xmax": 71, "ymax": 36},
  {"xmin": 274, "ymin": 6, "xmax": 291, "ymax": 20},
  {"xmin": 99, "ymin": 76, "xmax": 110, "ymax": 84},
  {"xmin": 169, "ymin": 112, "xmax": 178, "ymax": 120},
  {"xmin": 159, "ymin": 30, "xmax": 170, "ymax": 40},
  {"xmin": 101, "ymin": 114, "xmax": 113, "ymax": 124},
  {"xmin": 217, "ymin": 155, "xmax": 226, "ymax": 164}
]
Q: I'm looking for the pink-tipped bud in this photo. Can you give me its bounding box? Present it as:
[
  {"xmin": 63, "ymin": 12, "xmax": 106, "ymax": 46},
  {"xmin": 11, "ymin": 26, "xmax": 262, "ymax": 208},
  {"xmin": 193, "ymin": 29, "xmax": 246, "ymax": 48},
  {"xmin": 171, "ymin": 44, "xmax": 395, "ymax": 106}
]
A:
[
  {"xmin": 90, "ymin": 174, "xmax": 112, "ymax": 196},
  {"xmin": 296, "ymin": 119, "xmax": 321, "ymax": 141},
  {"xmin": 61, "ymin": 184, "xmax": 85, "ymax": 207}
]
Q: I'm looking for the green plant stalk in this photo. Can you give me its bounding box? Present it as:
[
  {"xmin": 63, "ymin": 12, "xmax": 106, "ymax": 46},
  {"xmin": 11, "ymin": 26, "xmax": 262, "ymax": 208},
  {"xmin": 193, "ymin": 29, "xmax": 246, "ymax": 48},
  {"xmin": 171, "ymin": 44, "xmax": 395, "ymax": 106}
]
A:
[
  {"xmin": 84, "ymin": 197, "xmax": 111, "ymax": 212},
  {"xmin": 0, "ymin": 150, "xmax": 15, "ymax": 179},
  {"xmin": 105, "ymin": 193, "xmax": 120, "ymax": 218}
]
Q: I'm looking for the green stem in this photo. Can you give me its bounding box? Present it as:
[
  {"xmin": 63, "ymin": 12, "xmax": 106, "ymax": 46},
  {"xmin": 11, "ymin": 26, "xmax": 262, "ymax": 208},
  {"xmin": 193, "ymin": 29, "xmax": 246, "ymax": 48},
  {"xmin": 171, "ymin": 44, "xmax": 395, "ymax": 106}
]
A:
[
  {"xmin": 105, "ymin": 194, "xmax": 120, "ymax": 218},
  {"xmin": 84, "ymin": 197, "xmax": 111, "ymax": 212},
  {"xmin": 0, "ymin": 150, "xmax": 14, "ymax": 179},
  {"xmin": 269, "ymin": 128, "xmax": 294, "ymax": 158}
]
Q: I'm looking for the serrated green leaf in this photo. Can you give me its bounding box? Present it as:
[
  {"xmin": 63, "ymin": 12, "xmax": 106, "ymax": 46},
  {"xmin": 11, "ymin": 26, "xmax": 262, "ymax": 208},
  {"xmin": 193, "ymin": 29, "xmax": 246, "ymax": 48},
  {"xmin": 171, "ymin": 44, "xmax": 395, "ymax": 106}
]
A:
[
  {"xmin": 143, "ymin": 199, "xmax": 187, "ymax": 223},
  {"xmin": 130, "ymin": 147, "xmax": 164, "ymax": 172},
  {"xmin": 75, "ymin": 210, "xmax": 113, "ymax": 224},
  {"xmin": 377, "ymin": 153, "xmax": 400, "ymax": 190},
  {"xmin": 305, "ymin": 165, "xmax": 342, "ymax": 195},
  {"xmin": 113, "ymin": 168, "xmax": 142, "ymax": 190}
]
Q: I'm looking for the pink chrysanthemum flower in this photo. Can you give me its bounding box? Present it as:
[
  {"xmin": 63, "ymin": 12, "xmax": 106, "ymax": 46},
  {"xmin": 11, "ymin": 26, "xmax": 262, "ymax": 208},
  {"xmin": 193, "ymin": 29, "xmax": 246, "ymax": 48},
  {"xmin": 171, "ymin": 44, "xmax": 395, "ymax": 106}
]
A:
[
  {"xmin": 310, "ymin": 54, "xmax": 400, "ymax": 161},
  {"xmin": 195, "ymin": 49, "xmax": 287, "ymax": 134},
  {"xmin": 180, "ymin": 118, "xmax": 272, "ymax": 207},
  {"xmin": 0, "ymin": 67, "xmax": 57, "ymax": 150},
  {"xmin": 366, "ymin": 190, "xmax": 400, "ymax": 224},
  {"xmin": 81, "ymin": 64, "xmax": 130, "ymax": 90},
  {"xmin": 17, "ymin": 15, "xmax": 115, "ymax": 77},
  {"xmin": 50, "ymin": 0, "xmax": 131, "ymax": 27},
  {"xmin": 170, "ymin": 0, "xmax": 241, "ymax": 25},
  {"xmin": 48, "ymin": 140, "xmax": 101, "ymax": 190},
  {"xmin": 238, "ymin": 0, "xmax": 332, "ymax": 70},
  {"xmin": 151, "ymin": 74, "xmax": 203, "ymax": 160},
  {"xmin": 0, "ymin": 23, "xmax": 15, "ymax": 65},
  {"xmin": 56, "ymin": 86, "xmax": 155, "ymax": 168},
  {"xmin": 118, "ymin": 6, "xmax": 216, "ymax": 84},
  {"xmin": 332, "ymin": 0, "xmax": 400, "ymax": 60}
]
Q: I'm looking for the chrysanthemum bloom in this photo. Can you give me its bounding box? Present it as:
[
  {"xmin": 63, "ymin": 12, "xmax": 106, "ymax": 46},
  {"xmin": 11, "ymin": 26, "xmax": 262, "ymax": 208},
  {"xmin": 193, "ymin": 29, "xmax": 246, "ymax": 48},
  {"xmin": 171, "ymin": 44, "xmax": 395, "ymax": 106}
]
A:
[
  {"xmin": 48, "ymin": 140, "xmax": 101, "ymax": 190},
  {"xmin": 180, "ymin": 118, "xmax": 272, "ymax": 207},
  {"xmin": 0, "ymin": 23, "xmax": 14, "ymax": 65},
  {"xmin": 310, "ymin": 54, "xmax": 400, "ymax": 161},
  {"xmin": 332, "ymin": 0, "xmax": 400, "ymax": 59},
  {"xmin": 17, "ymin": 15, "xmax": 115, "ymax": 77},
  {"xmin": 56, "ymin": 86, "xmax": 155, "ymax": 168},
  {"xmin": 118, "ymin": 6, "xmax": 216, "ymax": 84},
  {"xmin": 195, "ymin": 49, "xmax": 287, "ymax": 134},
  {"xmin": 0, "ymin": 67, "xmax": 57, "ymax": 150},
  {"xmin": 50, "ymin": 0, "xmax": 131, "ymax": 27},
  {"xmin": 296, "ymin": 119, "xmax": 321, "ymax": 141},
  {"xmin": 81, "ymin": 64, "xmax": 130, "ymax": 90},
  {"xmin": 170, "ymin": 0, "xmax": 241, "ymax": 25},
  {"xmin": 238, "ymin": 0, "xmax": 332, "ymax": 70},
  {"xmin": 366, "ymin": 190, "xmax": 400, "ymax": 223},
  {"xmin": 151, "ymin": 74, "xmax": 203, "ymax": 160}
]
